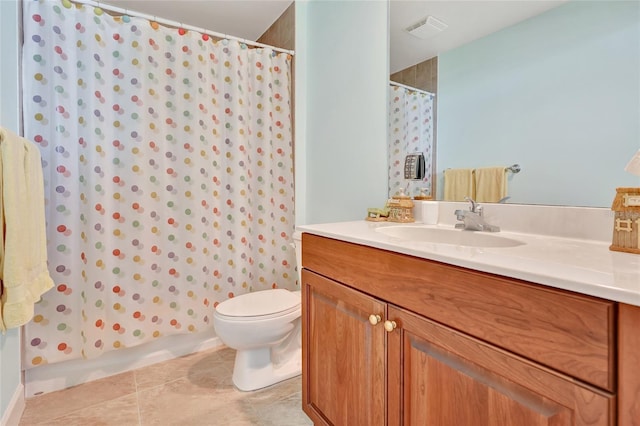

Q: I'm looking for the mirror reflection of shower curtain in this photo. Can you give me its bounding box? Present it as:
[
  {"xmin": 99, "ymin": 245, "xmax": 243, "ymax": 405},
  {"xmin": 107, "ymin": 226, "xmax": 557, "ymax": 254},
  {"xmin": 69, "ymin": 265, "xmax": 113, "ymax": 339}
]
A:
[
  {"xmin": 388, "ymin": 84, "xmax": 434, "ymax": 198},
  {"xmin": 21, "ymin": 0, "xmax": 294, "ymax": 367}
]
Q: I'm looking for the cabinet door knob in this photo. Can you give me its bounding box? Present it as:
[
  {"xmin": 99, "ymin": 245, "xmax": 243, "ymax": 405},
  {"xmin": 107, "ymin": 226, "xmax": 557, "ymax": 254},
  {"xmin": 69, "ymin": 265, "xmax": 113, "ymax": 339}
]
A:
[
  {"xmin": 384, "ymin": 320, "xmax": 397, "ymax": 332},
  {"xmin": 368, "ymin": 314, "xmax": 382, "ymax": 325}
]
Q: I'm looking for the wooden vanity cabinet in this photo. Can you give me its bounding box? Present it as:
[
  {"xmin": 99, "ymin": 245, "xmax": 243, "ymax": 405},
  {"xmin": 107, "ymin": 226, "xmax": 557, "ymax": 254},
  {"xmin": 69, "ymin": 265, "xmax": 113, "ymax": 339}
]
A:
[
  {"xmin": 301, "ymin": 234, "xmax": 639, "ymax": 426},
  {"xmin": 387, "ymin": 305, "xmax": 612, "ymax": 426},
  {"xmin": 302, "ymin": 270, "xmax": 386, "ymax": 425}
]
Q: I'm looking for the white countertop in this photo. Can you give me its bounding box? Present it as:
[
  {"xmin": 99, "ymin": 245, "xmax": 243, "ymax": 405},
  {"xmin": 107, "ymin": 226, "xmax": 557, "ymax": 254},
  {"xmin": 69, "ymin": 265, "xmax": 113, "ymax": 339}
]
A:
[{"xmin": 297, "ymin": 220, "xmax": 640, "ymax": 307}]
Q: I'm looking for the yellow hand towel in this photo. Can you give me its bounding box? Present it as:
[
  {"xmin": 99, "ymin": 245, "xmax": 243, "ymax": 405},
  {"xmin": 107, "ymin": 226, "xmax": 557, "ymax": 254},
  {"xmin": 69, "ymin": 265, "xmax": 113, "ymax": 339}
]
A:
[
  {"xmin": 443, "ymin": 168, "xmax": 475, "ymax": 201},
  {"xmin": 0, "ymin": 127, "xmax": 54, "ymax": 332},
  {"xmin": 475, "ymin": 166, "xmax": 508, "ymax": 203}
]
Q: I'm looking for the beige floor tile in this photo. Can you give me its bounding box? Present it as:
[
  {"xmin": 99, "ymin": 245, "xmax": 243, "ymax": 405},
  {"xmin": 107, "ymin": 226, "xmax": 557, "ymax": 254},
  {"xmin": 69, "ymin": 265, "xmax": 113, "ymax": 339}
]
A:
[
  {"xmin": 20, "ymin": 394, "xmax": 140, "ymax": 426},
  {"xmin": 138, "ymin": 377, "xmax": 311, "ymax": 426},
  {"xmin": 247, "ymin": 391, "xmax": 312, "ymax": 426},
  {"xmin": 20, "ymin": 371, "xmax": 137, "ymax": 424},
  {"xmin": 242, "ymin": 377, "xmax": 312, "ymax": 426},
  {"xmin": 137, "ymin": 371, "xmax": 245, "ymax": 425},
  {"xmin": 19, "ymin": 347, "xmax": 312, "ymax": 426},
  {"xmin": 134, "ymin": 347, "xmax": 234, "ymax": 390}
]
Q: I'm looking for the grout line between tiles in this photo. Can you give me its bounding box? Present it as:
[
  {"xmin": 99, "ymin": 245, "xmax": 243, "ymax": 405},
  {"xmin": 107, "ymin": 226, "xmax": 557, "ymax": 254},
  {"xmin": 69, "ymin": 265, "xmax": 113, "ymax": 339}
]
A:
[
  {"xmin": 133, "ymin": 370, "xmax": 142, "ymax": 426},
  {"xmin": 135, "ymin": 390, "xmax": 143, "ymax": 426}
]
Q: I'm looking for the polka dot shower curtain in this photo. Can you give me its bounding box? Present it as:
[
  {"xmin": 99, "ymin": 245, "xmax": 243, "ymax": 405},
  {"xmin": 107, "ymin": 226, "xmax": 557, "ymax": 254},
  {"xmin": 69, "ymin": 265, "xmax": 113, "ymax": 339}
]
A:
[
  {"xmin": 388, "ymin": 84, "xmax": 434, "ymax": 198},
  {"xmin": 22, "ymin": 0, "xmax": 295, "ymax": 367}
]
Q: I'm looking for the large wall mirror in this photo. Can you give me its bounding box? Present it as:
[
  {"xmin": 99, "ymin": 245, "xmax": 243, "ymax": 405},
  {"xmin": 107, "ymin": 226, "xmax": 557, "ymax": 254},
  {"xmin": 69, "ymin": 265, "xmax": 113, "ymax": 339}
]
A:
[{"xmin": 390, "ymin": 0, "xmax": 640, "ymax": 207}]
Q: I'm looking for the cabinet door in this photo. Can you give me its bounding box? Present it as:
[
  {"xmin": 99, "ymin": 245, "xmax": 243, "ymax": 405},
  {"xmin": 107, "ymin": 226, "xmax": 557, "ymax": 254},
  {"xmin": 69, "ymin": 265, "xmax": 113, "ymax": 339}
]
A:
[
  {"xmin": 302, "ymin": 270, "xmax": 386, "ymax": 426},
  {"xmin": 387, "ymin": 305, "xmax": 614, "ymax": 426}
]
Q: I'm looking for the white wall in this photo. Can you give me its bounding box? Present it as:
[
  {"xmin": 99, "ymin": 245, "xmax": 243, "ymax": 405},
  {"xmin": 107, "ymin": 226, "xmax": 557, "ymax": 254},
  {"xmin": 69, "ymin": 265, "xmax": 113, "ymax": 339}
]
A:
[
  {"xmin": 295, "ymin": 0, "xmax": 389, "ymax": 225},
  {"xmin": 0, "ymin": 0, "xmax": 25, "ymax": 424}
]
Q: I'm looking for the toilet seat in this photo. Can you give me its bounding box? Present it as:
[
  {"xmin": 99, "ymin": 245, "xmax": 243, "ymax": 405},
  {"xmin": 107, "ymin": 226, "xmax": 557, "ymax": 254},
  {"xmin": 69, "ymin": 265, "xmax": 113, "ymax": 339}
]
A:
[{"xmin": 215, "ymin": 289, "xmax": 301, "ymax": 321}]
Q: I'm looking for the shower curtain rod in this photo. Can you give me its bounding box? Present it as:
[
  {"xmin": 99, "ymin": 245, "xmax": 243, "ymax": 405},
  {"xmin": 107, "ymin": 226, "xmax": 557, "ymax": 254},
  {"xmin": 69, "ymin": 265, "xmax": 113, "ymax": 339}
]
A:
[
  {"xmin": 389, "ymin": 81, "xmax": 435, "ymax": 98},
  {"xmin": 71, "ymin": 0, "xmax": 295, "ymax": 56}
]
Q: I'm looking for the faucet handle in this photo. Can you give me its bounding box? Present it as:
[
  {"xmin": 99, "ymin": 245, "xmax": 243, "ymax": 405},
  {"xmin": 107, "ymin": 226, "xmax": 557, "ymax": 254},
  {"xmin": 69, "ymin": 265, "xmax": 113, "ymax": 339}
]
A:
[{"xmin": 464, "ymin": 196, "xmax": 478, "ymax": 213}]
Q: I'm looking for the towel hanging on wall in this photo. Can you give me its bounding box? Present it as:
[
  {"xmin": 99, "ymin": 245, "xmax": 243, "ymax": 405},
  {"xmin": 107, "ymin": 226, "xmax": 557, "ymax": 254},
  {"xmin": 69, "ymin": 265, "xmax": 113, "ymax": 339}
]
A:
[
  {"xmin": 0, "ymin": 127, "xmax": 54, "ymax": 332},
  {"xmin": 443, "ymin": 168, "xmax": 475, "ymax": 201},
  {"xmin": 475, "ymin": 166, "xmax": 508, "ymax": 203}
]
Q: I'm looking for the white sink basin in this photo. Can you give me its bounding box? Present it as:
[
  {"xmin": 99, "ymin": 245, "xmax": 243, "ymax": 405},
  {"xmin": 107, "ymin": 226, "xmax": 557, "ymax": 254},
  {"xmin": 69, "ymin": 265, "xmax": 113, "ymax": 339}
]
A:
[{"xmin": 376, "ymin": 226, "xmax": 525, "ymax": 248}]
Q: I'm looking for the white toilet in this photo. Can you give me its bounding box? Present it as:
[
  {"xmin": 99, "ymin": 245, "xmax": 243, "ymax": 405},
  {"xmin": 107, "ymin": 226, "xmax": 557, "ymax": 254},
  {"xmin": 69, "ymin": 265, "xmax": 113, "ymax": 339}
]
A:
[{"xmin": 212, "ymin": 233, "xmax": 303, "ymax": 391}]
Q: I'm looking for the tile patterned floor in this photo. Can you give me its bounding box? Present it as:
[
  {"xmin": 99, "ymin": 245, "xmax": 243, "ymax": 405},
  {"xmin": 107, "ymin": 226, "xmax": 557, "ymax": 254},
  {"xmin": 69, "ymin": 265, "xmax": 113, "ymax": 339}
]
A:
[{"xmin": 19, "ymin": 347, "xmax": 313, "ymax": 426}]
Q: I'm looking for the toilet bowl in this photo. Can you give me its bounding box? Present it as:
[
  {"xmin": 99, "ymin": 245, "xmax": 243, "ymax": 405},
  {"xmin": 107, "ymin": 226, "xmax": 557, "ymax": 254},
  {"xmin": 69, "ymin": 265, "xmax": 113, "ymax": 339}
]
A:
[{"xmin": 212, "ymin": 232, "xmax": 303, "ymax": 391}]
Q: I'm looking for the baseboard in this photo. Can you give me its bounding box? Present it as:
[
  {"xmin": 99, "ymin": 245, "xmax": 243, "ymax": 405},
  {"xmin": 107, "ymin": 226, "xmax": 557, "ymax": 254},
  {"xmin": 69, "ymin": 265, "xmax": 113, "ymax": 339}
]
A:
[
  {"xmin": 1, "ymin": 384, "xmax": 25, "ymax": 426},
  {"xmin": 25, "ymin": 331, "xmax": 223, "ymax": 397}
]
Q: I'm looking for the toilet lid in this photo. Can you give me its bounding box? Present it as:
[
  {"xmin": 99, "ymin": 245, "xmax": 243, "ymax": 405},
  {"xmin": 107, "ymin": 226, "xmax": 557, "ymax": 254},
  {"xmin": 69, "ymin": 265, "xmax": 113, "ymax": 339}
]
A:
[{"xmin": 216, "ymin": 289, "xmax": 300, "ymax": 318}]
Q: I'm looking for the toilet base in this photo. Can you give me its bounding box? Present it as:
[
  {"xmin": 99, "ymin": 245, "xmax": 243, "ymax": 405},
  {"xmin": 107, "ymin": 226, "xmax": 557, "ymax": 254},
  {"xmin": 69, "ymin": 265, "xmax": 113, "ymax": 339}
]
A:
[{"xmin": 232, "ymin": 346, "xmax": 302, "ymax": 391}]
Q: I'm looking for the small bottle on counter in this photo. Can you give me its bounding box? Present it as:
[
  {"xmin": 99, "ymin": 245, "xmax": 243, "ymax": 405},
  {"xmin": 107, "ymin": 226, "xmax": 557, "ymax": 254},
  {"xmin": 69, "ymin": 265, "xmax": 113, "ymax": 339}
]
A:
[{"xmin": 413, "ymin": 187, "xmax": 433, "ymax": 201}]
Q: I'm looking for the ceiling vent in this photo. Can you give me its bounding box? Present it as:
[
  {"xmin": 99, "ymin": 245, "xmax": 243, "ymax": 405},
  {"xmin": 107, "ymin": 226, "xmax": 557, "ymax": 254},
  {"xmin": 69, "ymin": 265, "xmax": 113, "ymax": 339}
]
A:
[{"xmin": 405, "ymin": 16, "xmax": 448, "ymax": 40}]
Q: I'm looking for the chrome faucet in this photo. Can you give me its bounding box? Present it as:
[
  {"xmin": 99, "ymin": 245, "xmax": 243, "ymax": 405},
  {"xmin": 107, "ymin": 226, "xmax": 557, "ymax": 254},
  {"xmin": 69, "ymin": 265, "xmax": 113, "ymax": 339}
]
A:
[{"xmin": 454, "ymin": 197, "xmax": 500, "ymax": 232}]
